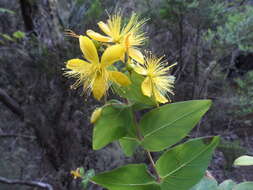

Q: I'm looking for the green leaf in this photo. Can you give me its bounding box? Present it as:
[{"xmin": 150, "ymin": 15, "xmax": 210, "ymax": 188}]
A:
[
  {"xmin": 218, "ymin": 180, "xmax": 236, "ymax": 190},
  {"xmin": 81, "ymin": 169, "xmax": 95, "ymax": 188},
  {"xmin": 119, "ymin": 138, "xmax": 139, "ymax": 157},
  {"xmin": 190, "ymin": 177, "xmax": 218, "ymax": 190},
  {"xmin": 234, "ymin": 155, "xmax": 253, "ymax": 166},
  {"xmin": 81, "ymin": 178, "xmax": 89, "ymax": 188},
  {"xmin": 13, "ymin": 31, "xmax": 25, "ymax": 39},
  {"xmin": 0, "ymin": 8, "xmax": 15, "ymax": 14},
  {"xmin": 235, "ymin": 182, "xmax": 253, "ymax": 190},
  {"xmin": 86, "ymin": 169, "xmax": 95, "ymax": 178},
  {"xmin": 91, "ymin": 164, "xmax": 160, "ymax": 190},
  {"xmin": 0, "ymin": 39, "xmax": 4, "ymax": 45},
  {"xmin": 93, "ymin": 104, "xmax": 134, "ymax": 150},
  {"xmin": 114, "ymin": 71, "xmax": 156, "ymax": 107},
  {"xmin": 0, "ymin": 33, "xmax": 14, "ymax": 42},
  {"xmin": 140, "ymin": 100, "xmax": 212, "ymax": 151},
  {"xmin": 155, "ymin": 136, "xmax": 220, "ymax": 190}
]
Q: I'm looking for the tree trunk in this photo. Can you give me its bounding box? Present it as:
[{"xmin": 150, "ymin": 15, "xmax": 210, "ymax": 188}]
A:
[
  {"xmin": 19, "ymin": 0, "xmax": 63, "ymax": 46},
  {"xmin": 19, "ymin": 0, "xmax": 37, "ymax": 32}
]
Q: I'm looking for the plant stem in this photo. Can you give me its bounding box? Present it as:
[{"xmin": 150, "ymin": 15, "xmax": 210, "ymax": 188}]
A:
[
  {"xmin": 132, "ymin": 111, "xmax": 143, "ymax": 140},
  {"xmin": 132, "ymin": 110, "xmax": 161, "ymax": 182},
  {"xmin": 146, "ymin": 151, "xmax": 161, "ymax": 183},
  {"xmin": 124, "ymin": 51, "xmax": 161, "ymax": 183}
]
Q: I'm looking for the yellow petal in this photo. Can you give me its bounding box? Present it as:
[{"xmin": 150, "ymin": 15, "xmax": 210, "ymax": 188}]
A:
[
  {"xmin": 141, "ymin": 77, "xmax": 152, "ymax": 97},
  {"xmin": 154, "ymin": 89, "xmax": 168, "ymax": 104},
  {"xmin": 92, "ymin": 75, "xmax": 107, "ymax": 100},
  {"xmin": 79, "ymin": 35, "xmax": 99, "ymax": 64},
  {"xmin": 86, "ymin": 30, "xmax": 112, "ymax": 43},
  {"xmin": 120, "ymin": 53, "xmax": 125, "ymax": 63},
  {"xmin": 90, "ymin": 107, "xmax": 103, "ymax": 123},
  {"xmin": 66, "ymin": 59, "xmax": 90, "ymax": 72},
  {"xmin": 70, "ymin": 168, "xmax": 81, "ymax": 179},
  {"xmin": 101, "ymin": 44, "xmax": 125, "ymax": 66},
  {"xmin": 98, "ymin": 21, "xmax": 112, "ymax": 36},
  {"xmin": 128, "ymin": 48, "xmax": 144, "ymax": 64},
  {"xmin": 109, "ymin": 71, "xmax": 131, "ymax": 86},
  {"xmin": 132, "ymin": 64, "xmax": 147, "ymax": 75}
]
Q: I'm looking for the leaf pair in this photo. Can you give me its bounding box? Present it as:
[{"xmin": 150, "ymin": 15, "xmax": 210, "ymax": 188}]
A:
[
  {"xmin": 92, "ymin": 137, "xmax": 220, "ymax": 190},
  {"xmin": 93, "ymin": 99, "xmax": 212, "ymax": 154}
]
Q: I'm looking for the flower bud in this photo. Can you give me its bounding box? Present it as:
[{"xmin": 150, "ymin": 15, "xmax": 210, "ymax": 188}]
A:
[{"xmin": 90, "ymin": 107, "xmax": 103, "ymax": 123}]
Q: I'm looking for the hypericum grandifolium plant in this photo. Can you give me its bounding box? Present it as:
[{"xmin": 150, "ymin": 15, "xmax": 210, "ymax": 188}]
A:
[{"xmin": 64, "ymin": 11, "xmax": 220, "ymax": 190}]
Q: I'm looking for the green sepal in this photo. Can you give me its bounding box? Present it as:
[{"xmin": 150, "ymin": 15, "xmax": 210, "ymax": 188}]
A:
[{"xmin": 79, "ymin": 167, "xmax": 85, "ymax": 177}]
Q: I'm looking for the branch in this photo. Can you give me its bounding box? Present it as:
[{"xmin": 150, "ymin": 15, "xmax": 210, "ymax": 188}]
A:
[
  {"xmin": 199, "ymin": 61, "xmax": 219, "ymax": 97},
  {"xmin": 0, "ymin": 88, "xmax": 24, "ymax": 120},
  {"xmin": 0, "ymin": 176, "xmax": 53, "ymax": 190}
]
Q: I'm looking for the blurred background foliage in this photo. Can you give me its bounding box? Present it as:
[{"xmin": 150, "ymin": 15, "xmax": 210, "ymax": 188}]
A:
[{"xmin": 0, "ymin": 0, "xmax": 253, "ymax": 189}]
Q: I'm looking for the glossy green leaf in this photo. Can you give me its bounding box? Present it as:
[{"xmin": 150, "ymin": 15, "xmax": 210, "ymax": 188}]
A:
[
  {"xmin": 91, "ymin": 164, "xmax": 160, "ymax": 190},
  {"xmin": 155, "ymin": 136, "xmax": 220, "ymax": 190},
  {"xmin": 218, "ymin": 180, "xmax": 236, "ymax": 190},
  {"xmin": 234, "ymin": 155, "xmax": 253, "ymax": 166},
  {"xmin": 93, "ymin": 104, "xmax": 134, "ymax": 150},
  {"xmin": 235, "ymin": 182, "xmax": 253, "ymax": 190},
  {"xmin": 140, "ymin": 100, "xmax": 212, "ymax": 151},
  {"xmin": 190, "ymin": 177, "xmax": 218, "ymax": 190},
  {"xmin": 119, "ymin": 137, "xmax": 139, "ymax": 157}
]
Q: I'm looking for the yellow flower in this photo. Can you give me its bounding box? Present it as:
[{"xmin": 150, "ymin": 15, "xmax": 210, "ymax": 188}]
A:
[
  {"xmin": 86, "ymin": 12, "xmax": 146, "ymax": 64},
  {"xmin": 71, "ymin": 168, "xmax": 81, "ymax": 179},
  {"xmin": 65, "ymin": 35, "xmax": 131, "ymax": 100},
  {"xmin": 132, "ymin": 53, "xmax": 176, "ymax": 104}
]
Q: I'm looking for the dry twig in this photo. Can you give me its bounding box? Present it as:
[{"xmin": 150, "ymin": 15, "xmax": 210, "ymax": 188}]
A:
[{"xmin": 0, "ymin": 176, "xmax": 53, "ymax": 190}]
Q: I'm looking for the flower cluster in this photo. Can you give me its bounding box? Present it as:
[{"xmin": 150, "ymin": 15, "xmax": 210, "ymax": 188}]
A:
[{"xmin": 64, "ymin": 12, "xmax": 176, "ymax": 103}]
